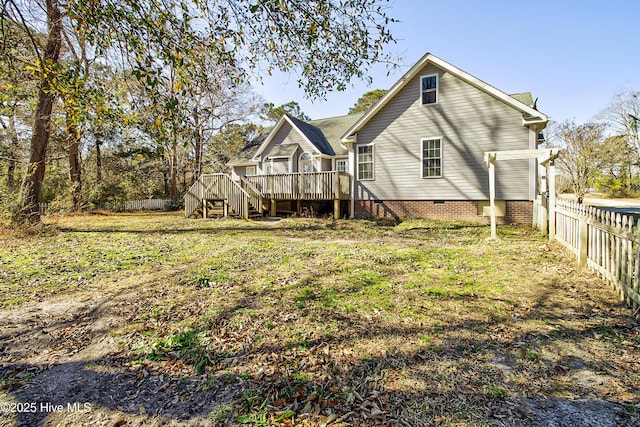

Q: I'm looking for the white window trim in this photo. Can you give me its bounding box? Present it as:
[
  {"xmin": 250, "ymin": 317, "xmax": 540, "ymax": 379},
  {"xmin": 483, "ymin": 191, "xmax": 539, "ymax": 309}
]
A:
[
  {"xmin": 335, "ymin": 158, "xmax": 348, "ymax": 173},
  {"xmin": 420, "ymin": 73, "xmax": 438, "ymax": 106},
  {"xmin": 420, "ymin": 137, "xmax": 443, "ymax": 179},
  {"xmin": 246, "ymin": 165, "xmax": 257, "ymax": 176},
  {"xmin": 357, "ymin": 144, "xmax": 375, "ymax": 181},
  {"xmin": 299, "ymin": 152, "xmax": 314, "ymax": 173},
  {"xmin": 263, "ymin": 158, "xmax": 272, "ymax": 175}
]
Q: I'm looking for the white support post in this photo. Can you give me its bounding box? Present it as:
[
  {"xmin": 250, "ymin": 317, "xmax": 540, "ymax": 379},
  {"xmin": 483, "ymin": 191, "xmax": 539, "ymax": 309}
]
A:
[
  {"xmin": 547, "ymin": 161, "xmax": 556, "ymax": 241},
  {"xmin": 484, "ymin": 148, "xmax": 560, "ymax": 240},
  {"xmin": 348, "ymin": 144, "xmax": 356, "ymax": 218},
  {"xmin": 488, "ymin": 154, "xmax": 497, "ymax": 239}
]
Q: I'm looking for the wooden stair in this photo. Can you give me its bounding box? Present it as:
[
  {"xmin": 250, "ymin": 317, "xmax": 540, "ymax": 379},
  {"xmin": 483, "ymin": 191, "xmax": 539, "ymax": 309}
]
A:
[{"xmin": 185, "ymin": 174, "xmax": 265, "ymax": 219}]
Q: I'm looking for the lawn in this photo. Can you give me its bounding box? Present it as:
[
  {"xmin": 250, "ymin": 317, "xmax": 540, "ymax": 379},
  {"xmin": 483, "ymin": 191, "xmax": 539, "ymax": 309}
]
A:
[{"xmin": 0, "ymin": 212, "xmax": 638, "ymax": 426}]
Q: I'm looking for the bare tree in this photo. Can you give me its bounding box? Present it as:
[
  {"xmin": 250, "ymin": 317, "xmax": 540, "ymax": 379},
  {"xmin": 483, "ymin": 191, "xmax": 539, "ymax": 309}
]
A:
[
  {"xmin": 599, "ymin": 89, "xmax": 640, "ymax": 160},
  {"xmin": 549, "ymin": 120, "xmax": 607, "ymax": 204}
]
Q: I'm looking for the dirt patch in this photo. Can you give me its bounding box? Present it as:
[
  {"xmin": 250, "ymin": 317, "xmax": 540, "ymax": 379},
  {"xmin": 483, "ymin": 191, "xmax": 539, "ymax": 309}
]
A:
[{"xmin": 518, "ymin": 397, "xmax": 635, "ymax": 427}]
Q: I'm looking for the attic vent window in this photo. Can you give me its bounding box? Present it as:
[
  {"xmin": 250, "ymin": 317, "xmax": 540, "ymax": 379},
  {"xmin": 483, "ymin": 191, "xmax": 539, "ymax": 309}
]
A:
[{"xmin": 421, "ymin": 74, "xmax": 438, "ymax": 105}]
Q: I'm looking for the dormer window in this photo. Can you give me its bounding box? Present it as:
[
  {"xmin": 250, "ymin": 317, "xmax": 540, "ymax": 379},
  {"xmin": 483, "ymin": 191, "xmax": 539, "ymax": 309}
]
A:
[{"xmin": 421, "ymin": 74, "xmax": 438, "ymax": 105}]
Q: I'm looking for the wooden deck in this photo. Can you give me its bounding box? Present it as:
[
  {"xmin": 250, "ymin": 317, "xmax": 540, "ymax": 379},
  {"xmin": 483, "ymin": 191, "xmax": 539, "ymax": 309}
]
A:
[
  {"xmin": 245, "ymin": 172, "xmax": 350, "ymax": 201},
  {"xmin": 185, "ymin": 172, "xmax": 351, "ymax": 219}
]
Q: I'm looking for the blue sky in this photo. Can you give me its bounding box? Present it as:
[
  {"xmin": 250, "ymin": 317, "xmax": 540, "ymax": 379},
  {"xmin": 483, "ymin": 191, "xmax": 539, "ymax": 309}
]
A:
[{"xmin": 252, "ymin": 0, "xmax": 640, "ymax": 124}]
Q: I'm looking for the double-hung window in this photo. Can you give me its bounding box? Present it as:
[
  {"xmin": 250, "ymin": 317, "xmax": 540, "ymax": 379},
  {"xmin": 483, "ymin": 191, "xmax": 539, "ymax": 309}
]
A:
[
  {"xmin": 421, "ymin": 74, "xmax": 438, "ymax": 105},
  {"xmin": 357, "ymin": 145, "xmax": 374, "ymax": 180},
  {"xmin": 421, "ymin": 138, "xmax": 442, "ymax": 178}
]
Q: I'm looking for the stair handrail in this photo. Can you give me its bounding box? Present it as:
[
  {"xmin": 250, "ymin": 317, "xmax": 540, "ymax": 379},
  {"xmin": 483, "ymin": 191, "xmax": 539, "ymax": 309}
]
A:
[
  {"xmin": 185, "ymin": 173, "xmax": 251, "ymax": 219},
  {"xmin": 239, "ymin": 176, "xmax": 264, "ymax": 212}
]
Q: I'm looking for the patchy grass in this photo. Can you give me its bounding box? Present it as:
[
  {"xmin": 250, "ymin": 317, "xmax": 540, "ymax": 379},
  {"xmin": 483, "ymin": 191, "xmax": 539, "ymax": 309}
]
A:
[{"xmin": 0, "ymin": 212, "xmax": 638, "ymax": 426}]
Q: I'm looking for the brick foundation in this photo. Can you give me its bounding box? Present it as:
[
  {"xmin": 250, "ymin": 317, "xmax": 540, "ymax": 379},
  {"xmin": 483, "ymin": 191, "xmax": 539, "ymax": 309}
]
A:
[{"xmin": 354, "ymin": 200, "xmax": 533, "ymax": 225}]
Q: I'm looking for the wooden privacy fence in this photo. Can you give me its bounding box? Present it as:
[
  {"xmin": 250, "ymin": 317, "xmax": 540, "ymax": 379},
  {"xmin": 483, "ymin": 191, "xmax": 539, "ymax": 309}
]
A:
[{"xmin": 555, "ymin": 200, "xmax": 640, "ymax": 313}]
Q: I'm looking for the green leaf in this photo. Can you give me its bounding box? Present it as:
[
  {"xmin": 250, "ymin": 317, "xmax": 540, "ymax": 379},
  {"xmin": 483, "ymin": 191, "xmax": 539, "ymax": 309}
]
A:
[
  {"xmin": 274, "ymin": 411, "xmax": 295, "ymax": 421},
  {"xmin": 235, "ymin": 415, "xmax": 257, "ymax": 424}
]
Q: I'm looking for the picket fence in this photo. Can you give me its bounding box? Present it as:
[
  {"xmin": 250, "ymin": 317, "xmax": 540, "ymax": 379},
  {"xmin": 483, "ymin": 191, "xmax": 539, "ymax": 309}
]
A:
[
  {"xmin": 38, "ymin": 199, "xmax": 171, "ymax": 214},
  {"xmin": 122, "ymin": 199, "xmax": 170, "ymax": 211},
  {"xmin": 554, "ymin": 200, "xmax": 640, "ymax": 314}
]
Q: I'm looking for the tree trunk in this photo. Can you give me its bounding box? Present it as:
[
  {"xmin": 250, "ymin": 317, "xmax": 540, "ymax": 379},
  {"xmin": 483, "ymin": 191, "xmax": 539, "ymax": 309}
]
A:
[
  {"xmin": 193, "ymin": 134, "xmax": 202, "ymax": 184},
  {"xmin": 193, "ymin": 108, "xmax": 202, "ymax": 184},
  {"xmin": 66, "ymin": 113, "xmax": 83, "ymax": 211},
  {"xmin": 163, "ymin": 170, "xmax": 169, "ymax": 196},
  {"xmin": 14, "ymin": 0, "xmax": 62, "ymax": 224},
  {"xmin": 170, "ymin": 143, "xmax": 178, "ymax": 201},
  {"xmin": 95, "ymin": 138, "xmax": 102, "ymax": 184}
]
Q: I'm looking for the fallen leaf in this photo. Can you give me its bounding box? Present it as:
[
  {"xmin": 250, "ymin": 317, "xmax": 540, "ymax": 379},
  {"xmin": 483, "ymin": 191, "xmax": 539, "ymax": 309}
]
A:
[{"xmin": 324, "ymin": 413, "xmax": 338, "ymax": 425}]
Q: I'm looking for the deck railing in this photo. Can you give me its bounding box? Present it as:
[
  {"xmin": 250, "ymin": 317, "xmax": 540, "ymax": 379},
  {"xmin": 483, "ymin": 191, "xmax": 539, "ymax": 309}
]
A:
[
  {"xmin": 184, "ymin": 174, "xmax": 251, "ymax": 219},
  {"xmin": 245, "ymin": 171, "xmax": 350, "ymax": 201},
  {"xmin": 185, "ymin": 172, "xmax": 351, "ymax": 218}
]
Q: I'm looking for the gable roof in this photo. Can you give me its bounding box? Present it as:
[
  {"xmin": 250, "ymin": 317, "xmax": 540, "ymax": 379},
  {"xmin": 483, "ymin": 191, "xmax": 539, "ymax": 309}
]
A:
[
  {"xmin": 308, "ymin": 113, "xmax": 364, "ymax": 156},
  {"xmin": 250, "ymin": 113, "xmax": 364, "ymax": 161},
  {"xmin": 287, "ymin": 115, "xmax": 335, "ymax": 156},
  {"xmin": 252, "ymin": 115, "xmax": 325, "ymax": 159},
  {"xmin": 341, "ymin": 53, "xmax": 549, "ymax": 143},
  {"xmin": 509, "ymin": 92, "xmax": 534, "ymax": 107}
]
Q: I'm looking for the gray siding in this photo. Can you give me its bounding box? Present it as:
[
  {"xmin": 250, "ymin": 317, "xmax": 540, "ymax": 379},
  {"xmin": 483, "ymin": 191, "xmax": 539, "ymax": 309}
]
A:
[
  {"xmin": 262, "ymin": 122, "xmax": 318, "ymax": 161},
  {"xmin": 355, "ymin": 63, "xmax": 531, "ymax": 201},
  {"xmin": 273, "ymin": 158, "xmax": 289, "ymax": 174}
]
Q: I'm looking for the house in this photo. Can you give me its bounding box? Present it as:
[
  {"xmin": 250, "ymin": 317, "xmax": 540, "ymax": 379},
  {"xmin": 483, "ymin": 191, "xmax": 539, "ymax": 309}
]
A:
[
  {"xmin": 185, "ymin": 53, "xmax": 549, "ymax": 223},
  {"xmin": 228, "ymin": 113, "xmax": 362, "ymax": 182}
]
